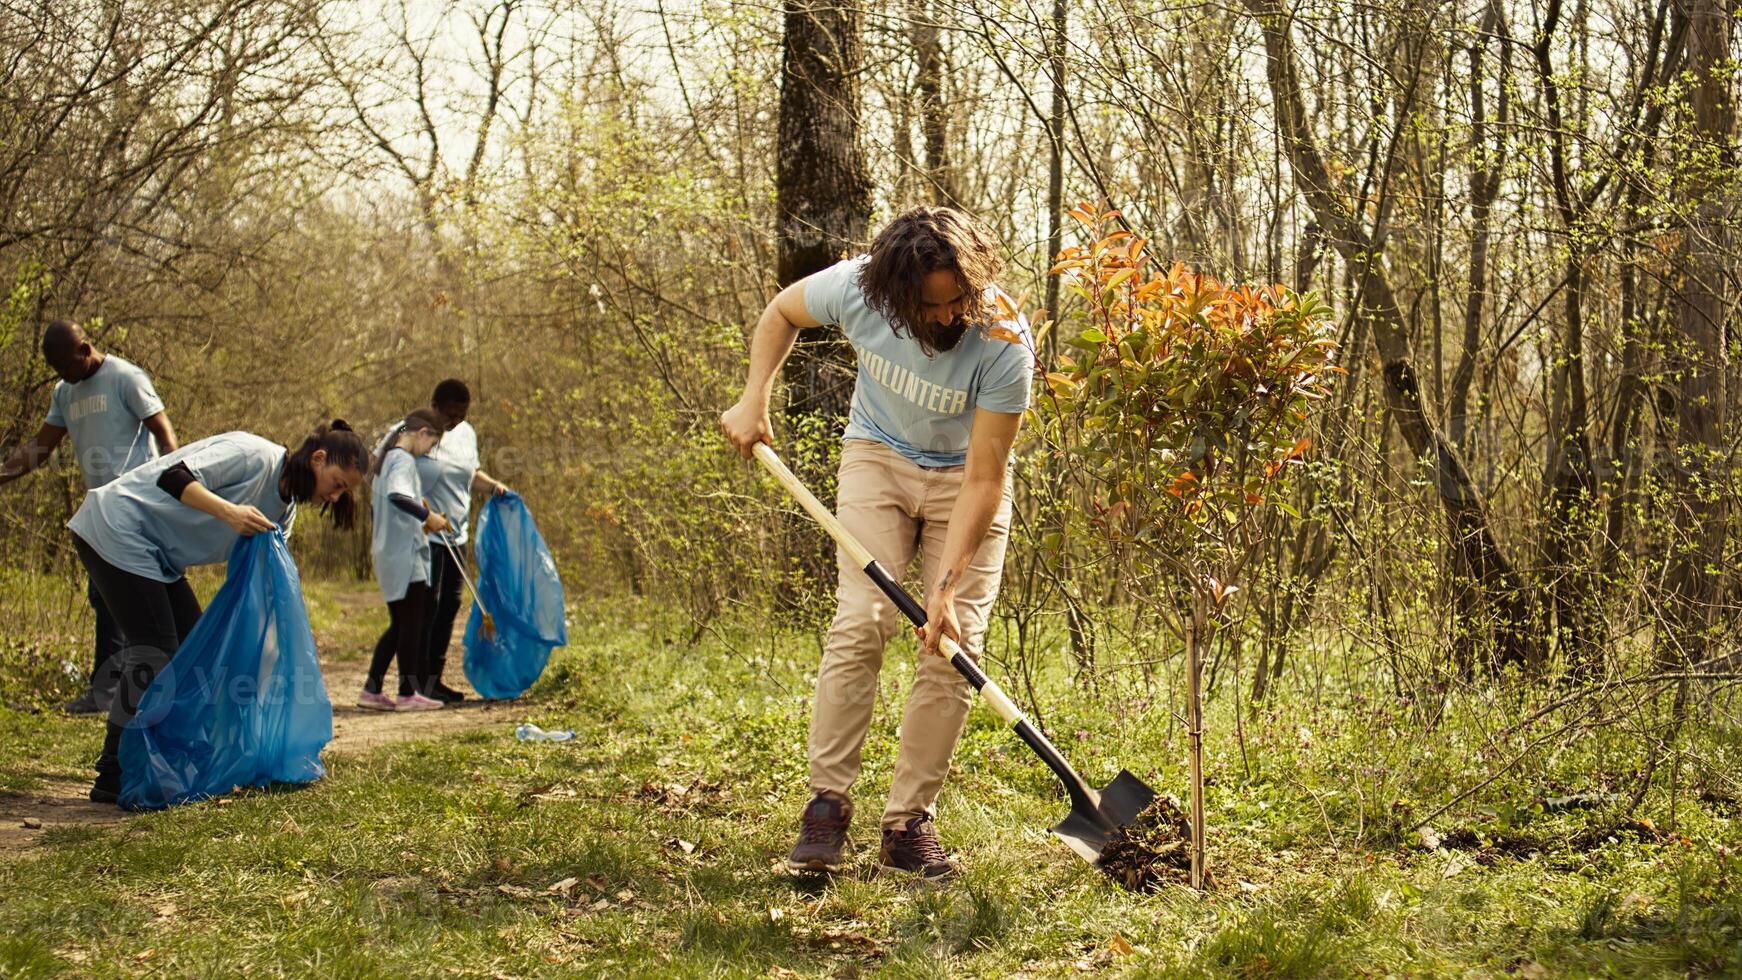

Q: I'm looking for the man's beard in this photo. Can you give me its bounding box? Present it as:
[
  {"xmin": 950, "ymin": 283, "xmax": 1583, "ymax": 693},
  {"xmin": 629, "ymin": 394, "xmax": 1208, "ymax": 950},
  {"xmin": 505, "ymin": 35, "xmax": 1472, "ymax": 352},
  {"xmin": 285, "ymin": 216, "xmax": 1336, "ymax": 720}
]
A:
[{"xmin": 911, "ymin": 316, "xmax": 969, "ymax": 353}]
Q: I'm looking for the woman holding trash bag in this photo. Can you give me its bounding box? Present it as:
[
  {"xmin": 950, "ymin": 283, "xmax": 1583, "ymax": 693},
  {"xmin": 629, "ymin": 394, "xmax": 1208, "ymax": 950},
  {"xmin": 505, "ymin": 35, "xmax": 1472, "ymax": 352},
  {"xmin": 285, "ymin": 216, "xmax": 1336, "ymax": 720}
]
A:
[
  {"xmin": 415, "ymin": 378, "xmax": 507, "ymax": 703},
  {"xmin": 71, "ymin": 420, "xmax": 370, "ymax": 804},
  {"xmin": 359, "ymin": 409, "xmax": 450, "ymax": 711}
]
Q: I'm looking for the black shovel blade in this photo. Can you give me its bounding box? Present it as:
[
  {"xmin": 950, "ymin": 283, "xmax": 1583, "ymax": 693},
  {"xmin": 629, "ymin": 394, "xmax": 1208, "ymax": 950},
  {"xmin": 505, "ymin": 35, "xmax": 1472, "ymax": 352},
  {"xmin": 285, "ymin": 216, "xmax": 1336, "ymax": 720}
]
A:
[{"xmin": 1049, "ymin": 769, "xmax": 1159, "ymax": 865}]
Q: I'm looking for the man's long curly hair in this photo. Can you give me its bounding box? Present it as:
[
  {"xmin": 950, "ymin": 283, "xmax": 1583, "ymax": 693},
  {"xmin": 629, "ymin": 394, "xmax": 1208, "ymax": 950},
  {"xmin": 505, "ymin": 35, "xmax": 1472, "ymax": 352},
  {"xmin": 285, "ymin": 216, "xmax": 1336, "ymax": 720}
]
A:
[{"xmin": 857, "ymin": 207, "xmax": 1004, "ymax": 356}]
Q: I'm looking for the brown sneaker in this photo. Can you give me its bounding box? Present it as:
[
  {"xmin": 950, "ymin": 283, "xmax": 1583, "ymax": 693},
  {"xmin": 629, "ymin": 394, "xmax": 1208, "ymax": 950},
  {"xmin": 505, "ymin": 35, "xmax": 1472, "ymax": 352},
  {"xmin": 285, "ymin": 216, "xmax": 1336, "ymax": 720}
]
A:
[
  {"xmin": 787, "ymin": 792, "xmax": 852, "ymax": 873},
  {"xmin": 878, "ymin": 815, "xmax": 958, "ymax": 880}
]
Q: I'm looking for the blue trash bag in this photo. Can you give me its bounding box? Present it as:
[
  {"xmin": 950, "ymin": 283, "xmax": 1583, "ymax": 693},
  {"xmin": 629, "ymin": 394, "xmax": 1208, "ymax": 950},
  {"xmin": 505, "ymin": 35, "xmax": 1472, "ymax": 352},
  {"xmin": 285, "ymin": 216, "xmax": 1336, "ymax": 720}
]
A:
[
  {"xmin": 119, "ymin": 530, "xmax": 332, "ymax": 811},
  {"xmin": 462, "ymin": 491, "xmax": 567, "ymax": 699}
]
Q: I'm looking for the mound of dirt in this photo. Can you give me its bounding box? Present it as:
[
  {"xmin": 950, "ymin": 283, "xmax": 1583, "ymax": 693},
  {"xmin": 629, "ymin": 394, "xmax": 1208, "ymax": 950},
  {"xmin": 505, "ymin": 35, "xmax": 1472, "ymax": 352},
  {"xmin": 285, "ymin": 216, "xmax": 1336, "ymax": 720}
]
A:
[{"xmin": 1095, "ymin": 795, "xmax": 1212, "ymax": 892}]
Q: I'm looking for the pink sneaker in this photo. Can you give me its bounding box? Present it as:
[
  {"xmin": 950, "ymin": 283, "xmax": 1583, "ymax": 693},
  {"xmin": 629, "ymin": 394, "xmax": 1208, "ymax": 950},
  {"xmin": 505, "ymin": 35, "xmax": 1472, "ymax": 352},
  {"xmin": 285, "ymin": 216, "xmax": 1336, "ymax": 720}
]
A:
[
  {"xmin": 395, "ymin": 693, "xmax": 444, "ymax": 712},
  {"xmin": 357, "ymin": 690, "xmax": 396, "ymax": 711}
]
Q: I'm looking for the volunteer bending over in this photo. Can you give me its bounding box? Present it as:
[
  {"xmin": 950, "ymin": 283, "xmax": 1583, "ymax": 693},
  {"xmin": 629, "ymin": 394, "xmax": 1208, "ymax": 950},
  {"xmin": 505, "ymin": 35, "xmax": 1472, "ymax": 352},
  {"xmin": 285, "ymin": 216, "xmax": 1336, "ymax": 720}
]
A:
[{"xmin": 70, "ymin": 421, "xmax": 369, "ymax": 804}]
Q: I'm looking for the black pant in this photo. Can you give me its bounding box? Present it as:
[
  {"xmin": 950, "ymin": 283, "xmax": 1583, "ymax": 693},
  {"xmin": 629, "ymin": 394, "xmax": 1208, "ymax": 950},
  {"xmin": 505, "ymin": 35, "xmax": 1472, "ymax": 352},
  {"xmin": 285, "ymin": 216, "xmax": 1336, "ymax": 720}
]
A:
[
  {"xmin": 75, "ymin": 534, "xmax": 203, "ymax": 783},
  {"xmin": 85, "ymin": 572, "xmax": 125, "ymax": 691},
  {"xmin": 74, "ymin": 535, "xmax": 202, "ymax": 728},
  {"xmin": 422, "ymin": 542, "xmax": 466, "ymax": 687},
  {"xmin": 368, "ymin": 581, "xmax": 431, "ymax": 697}
]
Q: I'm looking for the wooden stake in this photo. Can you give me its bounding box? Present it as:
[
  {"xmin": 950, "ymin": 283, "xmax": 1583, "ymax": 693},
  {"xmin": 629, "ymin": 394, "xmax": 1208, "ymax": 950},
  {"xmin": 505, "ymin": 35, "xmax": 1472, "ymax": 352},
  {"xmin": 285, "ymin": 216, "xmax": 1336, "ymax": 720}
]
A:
[{"xmin": 1186, "ymin": 589, "xmax": 1208, "ymax": 890}]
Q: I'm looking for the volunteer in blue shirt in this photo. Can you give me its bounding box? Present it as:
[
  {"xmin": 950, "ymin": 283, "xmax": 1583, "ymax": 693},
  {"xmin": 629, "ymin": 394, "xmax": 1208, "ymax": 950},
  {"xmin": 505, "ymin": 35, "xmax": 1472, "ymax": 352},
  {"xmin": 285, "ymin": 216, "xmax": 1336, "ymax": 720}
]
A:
[
  {"xmin": 359, "ymin": 409, "xmax": 451, "ymax": 711},
  {"xmin": 719, "ymin": 207, "xmax": 1033, "ymax": 880},
  {"xmin": 70, "ymin": 420, "xmax": 369, "ymax": 804},
  {"xmin": 0, "ymin": 320, "xmax": 180, "ymax": 715},
  {"xmin": 416, "ymin": 379, "xmax": 508, "ymax": 703}
]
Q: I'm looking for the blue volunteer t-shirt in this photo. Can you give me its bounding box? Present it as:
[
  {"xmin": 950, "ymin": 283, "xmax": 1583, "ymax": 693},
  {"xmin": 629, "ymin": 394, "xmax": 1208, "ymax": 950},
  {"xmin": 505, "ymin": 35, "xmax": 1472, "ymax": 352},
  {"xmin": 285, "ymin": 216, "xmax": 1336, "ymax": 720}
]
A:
[
  {"xmin": 44, "ymin": 355, "xmax": 164, "ymax": 488},
  {"xmin": 417, "ymin": 419, "xmax": 479, "ymax": 547},
  {"xmin": 67, "ymin": 432, "xmax": 296, "ymax": 582},
  {"xmin": 803, "ymin": 255, "xmax": 1034, "ymax": 467},
  {"xmin": 372, "ymin": 447, "xmax": 432, "ymax": 603}
]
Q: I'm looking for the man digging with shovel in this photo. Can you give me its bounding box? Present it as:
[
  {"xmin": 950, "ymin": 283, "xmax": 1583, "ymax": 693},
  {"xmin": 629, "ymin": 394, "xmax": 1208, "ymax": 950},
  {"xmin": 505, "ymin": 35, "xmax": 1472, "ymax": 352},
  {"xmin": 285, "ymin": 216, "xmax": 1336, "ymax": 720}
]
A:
[{"xmin": 720, "ymin": 207, "xmax": 1032, "ymax": 881}]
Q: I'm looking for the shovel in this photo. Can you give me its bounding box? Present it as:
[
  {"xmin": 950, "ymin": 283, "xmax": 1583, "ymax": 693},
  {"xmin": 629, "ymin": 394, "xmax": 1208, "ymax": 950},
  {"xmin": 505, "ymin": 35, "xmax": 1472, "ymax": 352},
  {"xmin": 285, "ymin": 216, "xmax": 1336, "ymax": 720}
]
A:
[
  {"xmin": 436, "ymin": 524, "xmax": 496, "ymax": 642},
  {"xmin": 752, "ymin": 442, "xmax": 1158, "ymax": 869}
]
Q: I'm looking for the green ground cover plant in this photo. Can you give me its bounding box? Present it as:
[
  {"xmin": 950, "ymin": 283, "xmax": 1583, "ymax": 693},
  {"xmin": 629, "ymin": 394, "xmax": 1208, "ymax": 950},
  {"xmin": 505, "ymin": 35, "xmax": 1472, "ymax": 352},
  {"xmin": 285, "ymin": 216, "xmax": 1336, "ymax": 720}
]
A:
[{"xmin": 2, "ymin": 590, "xmax": 1736, "ymax": 978}]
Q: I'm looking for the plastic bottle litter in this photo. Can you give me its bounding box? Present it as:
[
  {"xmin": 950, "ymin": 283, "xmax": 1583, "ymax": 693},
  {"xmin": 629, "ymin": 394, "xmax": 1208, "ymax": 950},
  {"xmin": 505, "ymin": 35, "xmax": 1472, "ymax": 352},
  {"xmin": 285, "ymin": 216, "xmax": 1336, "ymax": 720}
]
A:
[{"xmin": 515, "ymin": 723, "xmax": 574, "ymax": 743}]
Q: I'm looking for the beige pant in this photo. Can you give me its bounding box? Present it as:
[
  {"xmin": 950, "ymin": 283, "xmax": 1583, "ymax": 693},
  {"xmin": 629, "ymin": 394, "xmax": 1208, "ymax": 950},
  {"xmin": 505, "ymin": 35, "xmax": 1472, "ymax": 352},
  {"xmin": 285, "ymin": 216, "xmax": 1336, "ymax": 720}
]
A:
[{"xmin": 809, "ymin": 438, "xmax": 1012, "ymax": 829}]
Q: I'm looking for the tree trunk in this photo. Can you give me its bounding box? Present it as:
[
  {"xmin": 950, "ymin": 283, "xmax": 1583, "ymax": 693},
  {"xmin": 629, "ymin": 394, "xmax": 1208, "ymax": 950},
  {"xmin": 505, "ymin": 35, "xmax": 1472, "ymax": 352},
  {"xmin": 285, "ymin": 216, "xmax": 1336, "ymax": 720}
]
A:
[
  {"xmin": 1531, "ymin": 0, "xmax": 1605, "ymax": 671},
  {"xmin": 1542, "ymin": 265, "xmax": 1599, "ymax": 668},
  {"xmin": 1241, "ymin": 0, "xmax": 1542, "ymax": 671},
  {"xmin": 778, "ymin": 0, "xmax": 871, "ymax": 421},
  {"xmin": 1042, "ymin": 0, "xmax": 1067, "ymax": 357},
  {"xmin": 909, "ymin": 0, "xmax": 956, "ymax": 206},
  {"xmin": 1447, "ymin": 0, "xmax": 1509, "ymax": 454},
  {"xmin": 1600, "ymin": 247, "xmax": 1656, "ymax": 583},
  {"xmin": 1443, "ymin": 8, "xmax": 1509, "ymax": 655},
  {"xmin": 777, "ymin": 0, "xmax": 873, "ymax": 593},
  {"xmin": 1661, "ymin": 0, "xmax": 1733, "ymax": 667}
]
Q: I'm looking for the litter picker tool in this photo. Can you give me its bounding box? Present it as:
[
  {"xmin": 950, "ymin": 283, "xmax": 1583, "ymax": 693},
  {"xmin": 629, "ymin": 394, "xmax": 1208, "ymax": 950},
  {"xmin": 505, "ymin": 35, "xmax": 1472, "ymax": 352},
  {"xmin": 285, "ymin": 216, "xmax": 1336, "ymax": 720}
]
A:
[
  {"xmin": 437, "ymin": 524, "xmax": 496, "ymax": 641},
  {"xmin": 752, "ymin": 442, "xmax": 1159, "ymax": 871}
]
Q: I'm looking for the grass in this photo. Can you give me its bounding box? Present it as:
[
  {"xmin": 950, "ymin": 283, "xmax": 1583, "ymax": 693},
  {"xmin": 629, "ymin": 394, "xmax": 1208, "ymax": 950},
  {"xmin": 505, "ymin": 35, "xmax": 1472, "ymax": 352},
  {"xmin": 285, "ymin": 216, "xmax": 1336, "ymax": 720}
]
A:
[{"xmin": 0, "ymin": 579, "xmax": 1739, "ymax": 976}]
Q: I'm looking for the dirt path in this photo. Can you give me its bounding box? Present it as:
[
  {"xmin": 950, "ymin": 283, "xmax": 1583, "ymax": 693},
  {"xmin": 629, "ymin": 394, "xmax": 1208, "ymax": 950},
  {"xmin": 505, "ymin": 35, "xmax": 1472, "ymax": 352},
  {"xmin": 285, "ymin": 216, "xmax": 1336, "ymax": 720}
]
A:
[
  {"xmin": 323, "ymin": 657, "xmax": 515, "ymax": 752},
  {"xmin": 0, "ymin": 591, "xmax": 531, "ymax": 856}
]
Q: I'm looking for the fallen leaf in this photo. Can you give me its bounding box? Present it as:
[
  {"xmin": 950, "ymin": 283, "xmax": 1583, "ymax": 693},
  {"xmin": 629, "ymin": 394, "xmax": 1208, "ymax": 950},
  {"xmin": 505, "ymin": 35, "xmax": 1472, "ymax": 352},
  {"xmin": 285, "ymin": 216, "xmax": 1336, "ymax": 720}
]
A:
[
  {"xmin": 497, "ymin": 884, "xmax": 537, "ymax": 899},
  {"xmin": 817, "ymin": 925, "xmax": 882, "ymax": 947},
  {"xmin": 1109, "ymin": 934, "xmax": 1134, "ymax": 956},
  {"xmin": 546, "ymin": 877, "xmax": 580, "ymax": 897},
  {"xmin": 671, "ymin": 838, "xmax": 698, "ymax": 854},
  {"xmin": 588, "ymin": 898, "xmax": 611, "ymax": 912},
  {"xmin": 134, "ymin": 949, "xmax": 156, "ymax": 962},
  {"xmin": 615, "ymin": 889, "xmax": 635, "ymax": 902},
  {"xmin": 585, "ymin": 873, "xmax": 609, "ymax": 891},
  {"xmin": 1513, "ymin": 961, "xmax": 1548, "ymax": 979},
  {"xmin": 768, "ymin": 907, "xmax": 785, "ymax": 923},
  {"xmin": 768, "ymin": 968, "xmax": 802, "ymax": 979}
]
